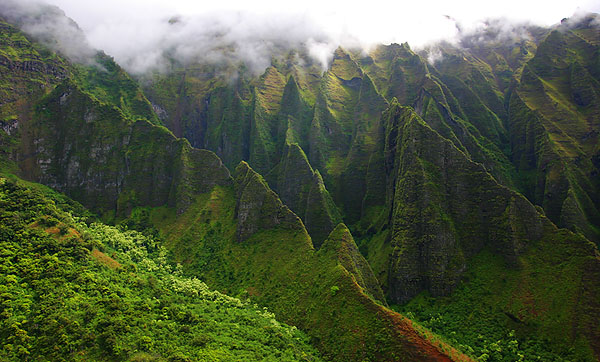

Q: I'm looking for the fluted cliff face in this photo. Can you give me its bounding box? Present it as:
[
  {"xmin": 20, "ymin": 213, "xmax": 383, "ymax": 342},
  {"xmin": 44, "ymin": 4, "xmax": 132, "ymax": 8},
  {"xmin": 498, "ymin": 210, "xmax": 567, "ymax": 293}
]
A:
[
  {"xmin": 142, "ymin": 17, "xmax": 600, "ymax": 249},
  {"xmin": 508, "ymin": 25, "xmax": 600, "ymax": 243},
  {"xmin": 160, "ymin": 161, "xmax": 467, "ymax": 361},
  {"xmin": 371, "ymin": 102, "xmax": 600, "ymax": 357},
  {"xmin": 266, "ymin": 143, "xmax": 342, "ymax": 247},
  {"xmin": 234, "ymin": 161, "xmax": 301, "ymax": 242},
  {"xmin": 2, "ymin": 8, "xmax": 600, "ymax": 361},
  {"xmin": 16, "ymin": 80, "xmax": 231, "ymax": 217},
  {"xmin": 319, "ymin": 223, "xmax": 386, "ymax": 303},
  {"xmin": 1, "ymin": 19, "xmax": 231, "ymax": 218},
  {"xmin": 382, "ymin": 102, "xmax": 538, "ymax": 301}
]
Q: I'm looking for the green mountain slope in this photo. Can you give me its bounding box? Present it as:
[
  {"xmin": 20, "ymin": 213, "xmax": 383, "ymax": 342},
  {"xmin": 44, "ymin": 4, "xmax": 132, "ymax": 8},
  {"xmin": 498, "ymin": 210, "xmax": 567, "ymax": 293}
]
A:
[
  {"xmin": 23, "ymin": 80, "xmax": 230, "ymax": 217},
  {"xmin": 142, "ymin": 17, "xmax": 600, "ymax": 249},
  {"xmin": 0, "ymin": 17, "xmax": 469, "ymax": 361},
  {"xmin": 266, "ymin": 143, "xmax": 342, "ymax": 247},
  {"xmin": 0, "ymin": 17, "xmax": 158, "ymax": 130},
  {"xmin": 2, "ymin": 6, "xmax": 600, "ymax": 361},
  {"xmin": 153, "ymin": 161, "xmax": 469, "ymax": 361},
  {"xmin": 0, "ymin": 175, "xmax": 322, "ymax": 361},
  {"xmin": 508, "ymin": 19, "xmax": 600, "ymax": 243},
  {"xmin": 371, "ymin": 101, "xmax": 600, "ymax": 358}
]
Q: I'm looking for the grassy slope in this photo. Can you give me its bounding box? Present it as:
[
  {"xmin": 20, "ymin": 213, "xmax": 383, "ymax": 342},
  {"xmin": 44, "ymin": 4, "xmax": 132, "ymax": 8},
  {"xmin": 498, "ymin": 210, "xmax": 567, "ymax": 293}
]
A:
[
  {"xmin": 152, "ymin": 164, "xmax": 471, "ymax": 362},
  {"xmin": 0, "ymin": 175, "xmax": 322, "ymax": 361}
]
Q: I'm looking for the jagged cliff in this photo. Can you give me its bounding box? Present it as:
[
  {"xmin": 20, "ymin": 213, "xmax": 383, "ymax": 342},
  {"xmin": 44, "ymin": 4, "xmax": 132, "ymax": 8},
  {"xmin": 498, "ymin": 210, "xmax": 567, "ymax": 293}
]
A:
[
  {"xmin": 141, "ymin": 15, "xmax": 600, "ymax": 358},
  {"xmin": 508, "ymin": 21, "xmax": 600, "ymax": 243},
  {"xmin": 377, "ymin": 102, "xmax": 600, "ymax": 356},
  {"xmin": 18, "ymin": 79, "xmax": 231, "ymax": 216},
  {"xmin": 266, "ymin": 143, "xmax": 342, "ymax": 247},
  {"xmin": 0, "ymin": 17, "xmax": 467, "ymax": 361},
  {"xmin": 2, "ymin": 7, "xmax": 600, "ymax": 361},
  {"xmin": 158, "ymin": 161, "xmax": 469, "ymax": 361},
  {"xmin": 143, "ymin": 17, "xmax": 600, "ymax": 249},
  {"xmin": 0, "ymin": 19, "xmax": 231, "ymax": 219}
]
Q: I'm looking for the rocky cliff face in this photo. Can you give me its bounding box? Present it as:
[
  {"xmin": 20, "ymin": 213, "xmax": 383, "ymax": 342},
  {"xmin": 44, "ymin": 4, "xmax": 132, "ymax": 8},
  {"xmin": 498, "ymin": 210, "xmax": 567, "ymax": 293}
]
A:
[
  {"xmin": 319, "ymin": 223, "xmax": 386, "ymax": 303},
  {"xmin": 19, "ymin": 80, "xmax": 231, "ymax": 216},
  {"xmin": 3, "ymin": 8, "xmax": 600, "ymax": 360},
  {"xmin": 507, "ymin": 22, "xmax": 600, "ymax": 243},
  {"xmin": 0, "ymin": 19, "xmax": 68, "ymax": 152},
  {"xmin": 383, "ymin": 101, "xmax": 541, "ymax": 301},
  {"xmin": 162, "ymin": 160, "xmax": 468, "ymax": 362},
  {"xmin": 140, "ymin": 17, "xmax": 600, "ymax": 250},
  {"xmin": 0, "ymin": 19, "xmax": 231, "ymax": 218},
  {"xmin": 141, "ymin": 57, "xmax": 340, "ymax": 244},
  {"xmin": 378, "ymin": 101, "xmax": 600, "ymax": 356},
  {"xmin": 234, "ymin": 161, "xmax": 301, "ymax": 242},
  {"xmin": 266, "ymin": 143, "xmax": 342, "ymax": 247}
]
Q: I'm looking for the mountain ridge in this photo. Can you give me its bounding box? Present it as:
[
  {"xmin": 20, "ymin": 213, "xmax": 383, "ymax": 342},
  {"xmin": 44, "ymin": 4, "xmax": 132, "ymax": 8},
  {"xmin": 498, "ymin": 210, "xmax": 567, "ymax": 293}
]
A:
[{"xmin": 1, "ymin": 7, "xmax": 600, "ymax": 361}]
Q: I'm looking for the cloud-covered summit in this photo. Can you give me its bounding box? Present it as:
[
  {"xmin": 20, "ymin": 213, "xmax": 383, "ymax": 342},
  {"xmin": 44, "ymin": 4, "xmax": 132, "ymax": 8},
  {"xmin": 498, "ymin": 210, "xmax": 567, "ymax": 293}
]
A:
[
  {"xmin": 1, "ymin": 0, "xmax": 598, "ymax": 75},
  {"xmin": 0, "ymin": 0, "xmax": 97, "ymax": 65}
]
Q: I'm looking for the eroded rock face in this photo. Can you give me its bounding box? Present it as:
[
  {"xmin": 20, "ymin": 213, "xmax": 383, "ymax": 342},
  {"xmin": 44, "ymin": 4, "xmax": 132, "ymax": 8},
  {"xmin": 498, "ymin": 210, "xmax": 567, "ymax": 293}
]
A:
[
  {"xmin": 266, "ymin": 143, "xmax": 341, "ymax": 248},
  {"xmin": 234, "ymin": 161, "xmax": 303, "ymax": 242},
  {"xmin": 507, "ymin": 28, "xmax": 600, "ymax": 243},
  {"xmin": 18, "ymin": 81, "xmax": 231, "ymax": 216},
  {"xmin": 320, "ymin": 224, "xmax": 386, "ymax": 303},
  {"xmin": 383, "ymin": 102, "xmax": 545, "ymax": 303},
  {"xmin": 0, "ymin": 20, "xmax": 69, "ymax": 144}
]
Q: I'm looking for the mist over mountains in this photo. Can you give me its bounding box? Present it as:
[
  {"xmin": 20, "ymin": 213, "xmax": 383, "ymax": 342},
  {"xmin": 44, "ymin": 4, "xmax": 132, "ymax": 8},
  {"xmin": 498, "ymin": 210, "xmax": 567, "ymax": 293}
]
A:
[
  {"xmin": 1, "ymin": 1, "xmax": 600, "ymax": 361},
  {"xmin": 4, "ymin": 0, "xmax": 599, "ymax": 75}
]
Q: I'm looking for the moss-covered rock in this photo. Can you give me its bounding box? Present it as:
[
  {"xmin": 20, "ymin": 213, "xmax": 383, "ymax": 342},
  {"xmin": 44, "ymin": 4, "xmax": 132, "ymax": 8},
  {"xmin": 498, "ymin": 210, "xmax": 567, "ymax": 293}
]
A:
[
  {"xmin": 0, "ymin": 19, "xmax": 68, "ymax": 153},
  {"xmin": 510, "ymin": 23, "xmax": 600, "ymax": 243},
  {"xmin": 379, "ymin": 100, "xmax": 600, "ymax": 357},
  {"xmin": 383, "ymin": 101, "xmax": 540, "ymax": 301},
  {"xmin": 319, "ymin": 223, "xmax": 386, "ymax": 303},
  {"xmin": 266, "ymin": 143, "xmax": 341, "ymax": 247},
  {"xmin": 16, "ymin": 80, "xmax": 231, "ymax": 218},
  {"xmin": 234, "ymin": 161, "xmax": 301, "ymax": 242},
  {"xmin": 276, "ymin": 75, "xmax": 313, "ymax": 153},
  {"xmin": 159, "ymin": 180, "xmax": 470, "ymax": 362}
]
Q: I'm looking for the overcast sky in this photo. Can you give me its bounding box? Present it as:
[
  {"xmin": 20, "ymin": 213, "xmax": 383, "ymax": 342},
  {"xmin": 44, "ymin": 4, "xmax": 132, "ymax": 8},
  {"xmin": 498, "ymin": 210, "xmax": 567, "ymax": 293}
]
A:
[{"xmin": 34, "ymin": 0, "xmax": 600, "ymax": 73}]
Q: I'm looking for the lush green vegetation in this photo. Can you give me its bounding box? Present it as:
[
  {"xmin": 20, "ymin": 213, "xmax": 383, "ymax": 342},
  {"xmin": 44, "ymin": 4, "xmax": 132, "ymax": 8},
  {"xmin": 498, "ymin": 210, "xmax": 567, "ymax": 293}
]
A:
[
  {"xmin": 0, "ymin": 176, "xmax": 321, "ymax": 361},
  {"xmin": 71, "ymin": 54, "xmax": 161, "ymax": 125},
  {"xmin": 149, "ymin": 164, "xmax": 469, "ymax": 362},
  {"xmin": 396, "ymin": 251, "xmax": 595, "ymax": 361},
  {"xmin": 2, "ymin": 8, "xmax": 600, "ymax": 361}
]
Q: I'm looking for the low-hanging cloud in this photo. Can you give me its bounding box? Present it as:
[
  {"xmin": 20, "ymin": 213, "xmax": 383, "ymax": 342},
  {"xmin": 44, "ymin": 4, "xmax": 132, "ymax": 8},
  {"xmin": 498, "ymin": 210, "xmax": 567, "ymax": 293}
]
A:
[
  {"xmin": 0, "ymin": 0, "xmax": 97, "ymax": 65},
  {"xmin": 421, "ymin": 9, "xmax": 599, "ymax": 65},
  {"xmin": 90, "ymin": 11, "xmax": 346, "ymax": 74},
  {"xmin": 2, "ymin": 0, "xmax": 599, "ymax": 75},
  {"xmin": 0, "ymin": 0, "xmax": 347, "ymax": 74}
]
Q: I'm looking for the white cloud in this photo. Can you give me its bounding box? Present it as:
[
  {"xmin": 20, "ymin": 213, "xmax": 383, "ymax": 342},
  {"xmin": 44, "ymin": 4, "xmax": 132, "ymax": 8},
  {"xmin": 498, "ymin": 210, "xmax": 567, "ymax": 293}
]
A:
[{"xmin": 4, "ymin": 0, "xmax": 600, "ymax": 74}]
